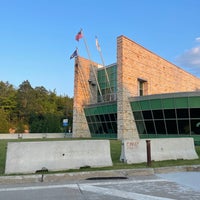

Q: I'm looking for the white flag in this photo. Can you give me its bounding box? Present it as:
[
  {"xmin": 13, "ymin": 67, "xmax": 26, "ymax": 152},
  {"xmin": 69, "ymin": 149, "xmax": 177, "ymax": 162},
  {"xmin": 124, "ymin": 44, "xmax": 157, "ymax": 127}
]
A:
[{"xmin": 95, "ymin": 37, "xmax": 101, "ymax": 52}]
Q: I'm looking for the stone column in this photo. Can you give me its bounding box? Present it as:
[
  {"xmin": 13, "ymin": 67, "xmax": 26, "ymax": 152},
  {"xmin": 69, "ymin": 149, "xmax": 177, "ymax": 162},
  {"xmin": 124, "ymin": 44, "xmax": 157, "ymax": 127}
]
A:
[
  {"xmin": 117, "ymin": 36, "xmax": 139, "ymax": 140},
  {"xmin": 72, "ymin": 57, "xmax": 98, "ymax": 138}
]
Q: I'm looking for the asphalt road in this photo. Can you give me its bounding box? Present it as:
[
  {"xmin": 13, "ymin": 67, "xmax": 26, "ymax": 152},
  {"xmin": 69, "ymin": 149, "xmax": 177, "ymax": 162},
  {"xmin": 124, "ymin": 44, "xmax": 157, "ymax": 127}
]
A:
[{"xmin": 0, "ymin": 172, "xmax": 200, "ymax": 200}]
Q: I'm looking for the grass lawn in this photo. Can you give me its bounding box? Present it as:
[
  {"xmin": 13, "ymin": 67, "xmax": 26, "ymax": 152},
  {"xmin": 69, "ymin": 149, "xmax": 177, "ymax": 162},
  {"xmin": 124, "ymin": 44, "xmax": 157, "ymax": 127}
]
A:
[{"xmin": 0, "ymin": 138, "xmax": 200, "ymax": 175}]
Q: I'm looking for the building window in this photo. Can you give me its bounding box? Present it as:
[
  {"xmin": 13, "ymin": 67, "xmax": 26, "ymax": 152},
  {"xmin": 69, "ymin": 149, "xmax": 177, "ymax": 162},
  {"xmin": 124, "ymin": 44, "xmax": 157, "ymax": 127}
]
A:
[
  {"xmin": 138, "ymin": 78, "xmax": 147, "ymax": 96},
  {"xmin": 97, "ymin": 65, "xmax": 117, "ymax": 102},
  {"xmin": 84, "ymin": 103, "xmax": 117, "ymax": 138}
]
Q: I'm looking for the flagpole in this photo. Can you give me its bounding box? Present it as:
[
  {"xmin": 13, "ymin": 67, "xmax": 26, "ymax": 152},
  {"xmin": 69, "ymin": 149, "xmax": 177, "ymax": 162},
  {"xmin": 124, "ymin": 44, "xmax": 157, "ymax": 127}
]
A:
[
  {"xmin": 95, "ymin": 36, "xmax": 112, "ymax": 96},
  {"xmin": 81, "ymin": 30, "xmax": 104, "ymax": 102}
]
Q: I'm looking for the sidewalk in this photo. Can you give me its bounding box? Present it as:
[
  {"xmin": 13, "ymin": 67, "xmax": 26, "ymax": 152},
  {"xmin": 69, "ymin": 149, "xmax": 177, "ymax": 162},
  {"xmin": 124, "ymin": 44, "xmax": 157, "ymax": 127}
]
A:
[{"xmin": 0, "ymin": 165, "xmax": 200, "ymax": 185}]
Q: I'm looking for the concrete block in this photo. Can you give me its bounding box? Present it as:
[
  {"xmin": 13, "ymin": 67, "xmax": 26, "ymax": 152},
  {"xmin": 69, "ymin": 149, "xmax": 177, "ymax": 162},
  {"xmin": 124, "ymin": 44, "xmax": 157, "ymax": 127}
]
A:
[
  {"xmin": 5, "ymin": 140, "xmax": 112, "ymax": 174},
  {"xmin": 120, "ymin": 138, "xmax": 198, "ymax": 164},
  {"xmin": 0, "ymin": 134, "xmax": 19, "ymax": 139},
  {"xmin": 0, "ymin": 133, "xmax": 72, "ymax": 140}
]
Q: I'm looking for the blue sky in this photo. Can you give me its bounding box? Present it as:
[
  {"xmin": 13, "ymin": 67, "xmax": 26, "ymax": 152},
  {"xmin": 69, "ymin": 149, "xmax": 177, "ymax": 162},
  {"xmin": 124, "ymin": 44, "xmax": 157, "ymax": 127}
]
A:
[{"xmin": 0, "ymin": 0, "xmax": 200, "ymax": 97}]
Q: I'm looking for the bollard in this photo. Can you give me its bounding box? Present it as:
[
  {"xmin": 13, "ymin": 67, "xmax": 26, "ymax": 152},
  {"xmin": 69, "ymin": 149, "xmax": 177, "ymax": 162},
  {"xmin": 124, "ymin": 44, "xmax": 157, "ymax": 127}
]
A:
[
  {"xmin": 120, "ymin": 141, "xmax": 125, "ymax": 163},
  {"xmin": 146, "ymin": 140, "xmax": 151, "ymax": 166}
]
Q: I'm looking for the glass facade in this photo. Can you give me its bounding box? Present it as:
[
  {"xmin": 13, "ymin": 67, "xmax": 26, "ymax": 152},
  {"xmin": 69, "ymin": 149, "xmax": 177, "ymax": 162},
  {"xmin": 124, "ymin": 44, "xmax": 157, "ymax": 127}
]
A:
[
  {"xmin": 84, "ymin": 103, "xmax": 117, "ymax": 138},
  {"xmin": 130, "ymin": 93, "xmax": 200, "ymax": 136},
  {"xmin": 97, "ymin": 64, "xmax": 117, "ymax": 102},
  {"xmin": 83, "ymin": 61, "xmax": 200, "ymax": 143}
]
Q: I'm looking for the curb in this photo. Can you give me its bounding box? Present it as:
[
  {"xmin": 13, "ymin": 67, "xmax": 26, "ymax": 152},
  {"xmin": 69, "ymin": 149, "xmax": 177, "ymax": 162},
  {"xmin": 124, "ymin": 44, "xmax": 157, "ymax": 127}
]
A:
[{"xmin": 0, "ymin": 165, "xmax": 200, "ymax": 184}]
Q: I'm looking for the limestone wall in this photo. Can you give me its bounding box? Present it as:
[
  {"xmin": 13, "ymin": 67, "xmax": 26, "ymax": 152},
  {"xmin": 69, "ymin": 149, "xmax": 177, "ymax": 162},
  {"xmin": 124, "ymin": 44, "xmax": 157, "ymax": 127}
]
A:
[
  {"xmin": 117, "ymin": 36, "xmax": 200, "ymax": 97},
  {"xmin": 72, "ymin": 57, "xmax": 99, "ymax": 138}
]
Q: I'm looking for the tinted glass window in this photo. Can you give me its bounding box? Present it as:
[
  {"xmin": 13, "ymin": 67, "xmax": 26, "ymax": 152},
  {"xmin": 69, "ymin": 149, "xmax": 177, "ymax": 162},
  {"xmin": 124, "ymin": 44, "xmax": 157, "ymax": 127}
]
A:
[
  {"xmin": 177, "ymin": 109, "xmax": 189, "ymax": 118},
  {"xmin": 100, "ymin": 115, "xmax": 106, "ymax": 122},
  {"xmin": 152, "ymin": 110, "xmax": 164, "ymax": 119},
  {"xmin": 166, "ymin": 120, "xmax": 178, "ymax": 134},
  {"xmin": 177, "ymin": 119, "xmax": 190, "ymax": 134},
  {"xmin": 145, "ymin": 120, "xmax": 155, "ymax": 134},
  {"xmin": 191, "ymin": 119, "xmax": 200, "ymax": 134},
  {"xmin": 135, "ymin": 121, "xmax": 146, "ymax": 134},
  {"xmin": 190, "ymin": 108, "xmax": 200, "ymax": 118},
  {"xmin": 164, "ymin": 109, "xmax": 176, "ymax": 119},
  {"xmin": 155, "ymin": 120, "xmax": 166, "ymax": 134},
  {"xmin": 133, "ymin": 111, "xmax": 143, "ymax": 120},
  {"xmin": 142, "ymin": 111, "xmax": 153, "ymax": 119},
  {"xmin": 110, "ymin": 114, "xmax": 117, "ymax": 121}
]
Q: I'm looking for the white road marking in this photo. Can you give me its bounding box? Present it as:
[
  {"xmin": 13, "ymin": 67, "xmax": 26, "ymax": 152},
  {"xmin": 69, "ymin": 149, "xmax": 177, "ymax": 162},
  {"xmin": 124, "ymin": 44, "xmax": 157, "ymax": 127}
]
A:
[{"xmin": 0, "ymin": 184, "xmax": 68, "ymax": 192}]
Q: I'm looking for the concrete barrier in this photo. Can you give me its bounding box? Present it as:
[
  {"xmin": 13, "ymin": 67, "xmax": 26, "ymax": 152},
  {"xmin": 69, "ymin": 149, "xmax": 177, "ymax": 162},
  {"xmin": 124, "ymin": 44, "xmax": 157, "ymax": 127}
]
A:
[
  {"xmin": 0, "ymin": 133, "xmax": 72, "ymax": 139},
  {"xmin": 120, "ymin": 138, "xmax": 199, "ymax": 164},
  {"xmin": 5, "ymin": 140, "xmax": 112, "ymax": 174}
]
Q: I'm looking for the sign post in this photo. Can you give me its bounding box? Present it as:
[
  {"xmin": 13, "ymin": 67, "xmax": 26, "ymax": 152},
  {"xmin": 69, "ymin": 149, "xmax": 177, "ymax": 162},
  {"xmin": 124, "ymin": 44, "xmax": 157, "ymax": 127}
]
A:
[{"xmin": 63, "ymin": 119, "xmax": 68, "ymax": 137}]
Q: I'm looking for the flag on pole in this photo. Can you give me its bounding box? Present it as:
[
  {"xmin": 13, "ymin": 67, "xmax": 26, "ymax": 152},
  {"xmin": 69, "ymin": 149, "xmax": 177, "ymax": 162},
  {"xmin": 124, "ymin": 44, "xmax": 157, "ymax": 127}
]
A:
[
  {"xmin": 95, "ymin": 36, "xmax": 101, "ymax": 52},
  {"xmin": 75, "ymin": 30, "xmax": 83, "ymax": 41},
  {"xmin": 70, "ymin": 49, "xmax": 78, "ymax": 59}
]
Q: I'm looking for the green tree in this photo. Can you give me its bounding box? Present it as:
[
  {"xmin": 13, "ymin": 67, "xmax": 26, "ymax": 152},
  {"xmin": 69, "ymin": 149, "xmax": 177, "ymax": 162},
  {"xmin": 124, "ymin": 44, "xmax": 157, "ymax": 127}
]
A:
[
  {"xmin": 0, "ymin": 109, "xmax": 9, "ymax": 133},
  {"xmin": 16, "ymin": 80, "xmax": 35, "ymax": 120},
  {"xmin": 0, "ymin": 80, "xmax": 74, "ymax": 133},
  {"xmin": 0, "ymin": 81, "xmax": 17, "ymax": 132}
]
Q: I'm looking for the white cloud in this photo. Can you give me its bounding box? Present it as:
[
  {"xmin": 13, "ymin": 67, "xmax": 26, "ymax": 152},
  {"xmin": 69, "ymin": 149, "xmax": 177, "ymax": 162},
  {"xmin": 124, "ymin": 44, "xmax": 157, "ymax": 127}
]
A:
[
  {"xmin": 195, "ymin": 37, "xmax": 200, "ymax": 42},
  {"xmin": 175, "ymin": 42, "xmax": 200, "ymax": 76}
]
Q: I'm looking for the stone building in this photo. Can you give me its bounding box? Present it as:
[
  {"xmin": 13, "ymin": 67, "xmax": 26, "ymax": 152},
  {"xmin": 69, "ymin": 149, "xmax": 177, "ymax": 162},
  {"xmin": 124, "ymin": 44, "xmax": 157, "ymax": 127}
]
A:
[{"xmin": 72, "ymin": 35, "xmax": 200, "ymax": 143}]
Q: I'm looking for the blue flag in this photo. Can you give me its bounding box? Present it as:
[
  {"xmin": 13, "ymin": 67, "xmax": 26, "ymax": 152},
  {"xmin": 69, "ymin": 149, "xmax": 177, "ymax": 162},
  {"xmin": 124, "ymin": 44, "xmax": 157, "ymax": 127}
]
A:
[{"xmin": 70, "ymin": 49, "xmax": 78, "ymax": 59}]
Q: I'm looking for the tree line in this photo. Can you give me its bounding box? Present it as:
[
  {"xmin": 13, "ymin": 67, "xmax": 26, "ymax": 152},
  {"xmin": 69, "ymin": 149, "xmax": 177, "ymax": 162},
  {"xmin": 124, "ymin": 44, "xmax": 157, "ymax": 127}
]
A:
[{"xmin": 0, "ymin": 80, "xmax": 73, "ymax": 133}]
